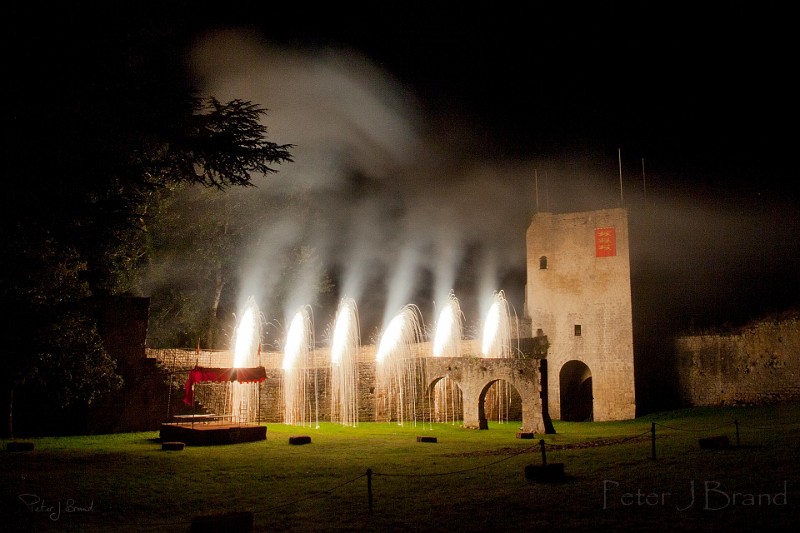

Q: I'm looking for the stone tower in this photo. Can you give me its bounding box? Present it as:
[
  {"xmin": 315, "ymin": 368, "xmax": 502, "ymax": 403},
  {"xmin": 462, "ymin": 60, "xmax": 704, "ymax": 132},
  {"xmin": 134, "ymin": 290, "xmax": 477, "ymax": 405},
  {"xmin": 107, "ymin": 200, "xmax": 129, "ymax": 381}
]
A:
[{"xmin": 524, "ymin": 207, "xmax": 636, "ymax": 421}]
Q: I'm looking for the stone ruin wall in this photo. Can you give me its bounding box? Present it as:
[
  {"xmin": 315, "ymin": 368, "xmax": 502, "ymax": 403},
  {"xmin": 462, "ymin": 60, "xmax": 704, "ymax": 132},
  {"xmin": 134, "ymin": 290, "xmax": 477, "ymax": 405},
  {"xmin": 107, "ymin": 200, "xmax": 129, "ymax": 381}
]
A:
[
  {"xmin": 147, "ymin": 314, "xmax": 800, "ymax": 423},
  {"xmin": 675, "ymin": 316, "xmax": 800, "ymax": 406},
  {"xmin": 147, "ymin": 338, "xmax": 532, "ymax": 425}
]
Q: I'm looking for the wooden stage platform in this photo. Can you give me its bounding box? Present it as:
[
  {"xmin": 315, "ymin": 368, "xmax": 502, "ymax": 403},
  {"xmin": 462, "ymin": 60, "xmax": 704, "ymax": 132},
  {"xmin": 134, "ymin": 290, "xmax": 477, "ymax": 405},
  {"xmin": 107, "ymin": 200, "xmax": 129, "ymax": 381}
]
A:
[{"xmin": 160, "ymin": 419, "xmax": 267, "ymax": 446}]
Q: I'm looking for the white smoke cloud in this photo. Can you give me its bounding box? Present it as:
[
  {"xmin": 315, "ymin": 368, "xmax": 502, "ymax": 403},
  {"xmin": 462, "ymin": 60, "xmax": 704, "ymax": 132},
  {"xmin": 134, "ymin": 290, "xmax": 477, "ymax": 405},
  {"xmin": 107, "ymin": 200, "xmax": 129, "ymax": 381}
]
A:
[
  {"xmin": 185, "ymin": 28, "xmax": 799, "ymax": 341},
  {"xmin": 188, "ymin": 29, "xmax": 560, "ymax": 335}
]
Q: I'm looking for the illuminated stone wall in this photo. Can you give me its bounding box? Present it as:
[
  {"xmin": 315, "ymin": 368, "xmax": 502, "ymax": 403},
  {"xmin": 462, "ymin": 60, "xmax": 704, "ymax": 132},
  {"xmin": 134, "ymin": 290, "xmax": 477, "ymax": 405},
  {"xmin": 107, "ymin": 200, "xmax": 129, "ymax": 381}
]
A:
[
  {"xmin": 524, "ymin": 208, "xmax": 636, "ymax": 421},
  {"xmin": 148, "ymin": 342, "xmax": 544, "ymax": 430},
  {"xmin": 675, "ymin": 316, "xmax": 800, "ymax": 406},
  {"xmin": 254, "ymin": 356, "xmax": 544, "ymax": 432}
]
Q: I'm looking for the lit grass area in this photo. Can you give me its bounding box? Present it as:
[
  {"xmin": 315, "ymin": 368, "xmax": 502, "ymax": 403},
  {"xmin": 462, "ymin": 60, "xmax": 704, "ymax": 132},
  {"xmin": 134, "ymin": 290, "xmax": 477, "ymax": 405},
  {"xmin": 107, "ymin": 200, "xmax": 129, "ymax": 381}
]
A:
[{"xmin": 2, "ymin": 405, "xmax": 799, "ymax": 532}]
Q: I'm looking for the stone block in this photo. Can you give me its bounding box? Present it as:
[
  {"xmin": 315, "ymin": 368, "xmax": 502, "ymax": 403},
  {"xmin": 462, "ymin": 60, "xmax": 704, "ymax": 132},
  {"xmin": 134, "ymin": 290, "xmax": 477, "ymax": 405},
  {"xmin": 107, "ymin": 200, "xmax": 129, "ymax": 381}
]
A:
[
  {"xmin": 698, "ymin": 435, "xmax": 729, "ymax": 449},
  {"xmin": 524, "ymin": 463, "xmax": 565, "ymax": 482},
  {"xmin": 6, "ymin": 441, "xmax": 35, "ymax": 452}
]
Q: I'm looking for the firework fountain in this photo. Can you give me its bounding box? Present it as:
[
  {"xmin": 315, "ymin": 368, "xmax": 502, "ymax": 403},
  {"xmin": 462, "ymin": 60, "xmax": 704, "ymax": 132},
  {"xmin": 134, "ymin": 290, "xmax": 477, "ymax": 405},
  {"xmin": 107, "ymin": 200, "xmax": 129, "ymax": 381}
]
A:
[
  {"xmin": 481, "ymin": 290, "xmax": 514, "ymax": 358},
  {"xmin": 375, "ymin": 304, "xmax": 426, "ymax": 426},
  {"xmin": 329, "ymin": 298, "xmax": 360, "ymax": 427},
  {"xmin": 480, "ymin": 290, "xmax": 516, "ymax": 423},
  {"xmin": 282, "ymin": 306, "xmax": 316, "ymax": 426},
  {"xmin": 432, "ymin": 291, "xmax": 463, "ymax": 358},
  {"xmin": 431, "ymin": 291, "xmax": 464, "ymax": 423},
  {"xmin": 221, "ymin": 289, "xmax": 519, "ymax": 427},
  {"xmin": 230, "ymin": 296, "xmax": 262, "ymax": 422}
]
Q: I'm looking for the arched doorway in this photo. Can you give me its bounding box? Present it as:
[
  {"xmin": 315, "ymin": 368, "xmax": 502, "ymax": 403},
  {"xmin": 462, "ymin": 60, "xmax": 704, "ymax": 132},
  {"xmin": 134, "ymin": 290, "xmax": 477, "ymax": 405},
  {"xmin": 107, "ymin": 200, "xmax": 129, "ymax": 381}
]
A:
[
  {"xmin": 429, "ymin": 376, "xmax": 463, "ymax": 423},
  {"xmin": 478, "ymin": 379, "xmax": 522, "ymax": 429},
  {"xmin": 559, "ymin": 361, "xmax": 593, "ymax": 421}
]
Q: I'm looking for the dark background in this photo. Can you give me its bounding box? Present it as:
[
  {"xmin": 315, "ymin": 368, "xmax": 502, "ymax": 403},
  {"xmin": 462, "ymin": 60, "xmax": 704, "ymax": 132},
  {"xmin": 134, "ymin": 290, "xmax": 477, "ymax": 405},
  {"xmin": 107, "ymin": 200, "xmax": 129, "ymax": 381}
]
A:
[
  {"xmin": 11, "ymin": 3, "xmax": 799, "ymax": 415},
  {"xmin": 191, "ymin": 3, "xmax": 799, "ymax": 319}
]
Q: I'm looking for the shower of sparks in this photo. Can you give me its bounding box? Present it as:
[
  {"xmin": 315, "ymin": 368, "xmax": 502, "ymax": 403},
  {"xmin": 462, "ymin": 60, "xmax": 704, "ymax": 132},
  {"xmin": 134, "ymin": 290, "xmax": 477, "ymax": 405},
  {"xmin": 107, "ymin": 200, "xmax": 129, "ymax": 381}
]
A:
[
  {"xmin": 283, "ymin": 309, "xmax": 308, "ymax": 371},
  {"xmin": 375, "ymin": 304, "xmax": 425, "ymax": 426},
  {"xmin": 329, "ymin": 297, "xmax": 360, "ymax": 426},
  {"xmin": 282, "ymin": 306, "xmax": 316, "ymax": 426},
  {"xmin": 230, "ymin": 296, "xmax": 262, "ymax": 423},
  {"xmin": 233, "ymin": 296, "xmax": 261, "ymax": 368},
  {"xmin": 481, "ymin": 290, "xmax": 513, "ymax": 358},
  {"xmin": 331, "ymin": 298, "xmax": 359, "ymax": 365},
  {"xmin": 431, "ymin": 292, "xmax": 464, "ymax": 423},
  {"xmin": 376, "ymin": 305, "xmax": 423, "ymax": 363},
  {"xmin": 480, "ymin": 290, "xmax": 516, "ymax": 424},
  {"xmin": 433, "ymin": 290, "xmax": 463, "ymax": 358}
]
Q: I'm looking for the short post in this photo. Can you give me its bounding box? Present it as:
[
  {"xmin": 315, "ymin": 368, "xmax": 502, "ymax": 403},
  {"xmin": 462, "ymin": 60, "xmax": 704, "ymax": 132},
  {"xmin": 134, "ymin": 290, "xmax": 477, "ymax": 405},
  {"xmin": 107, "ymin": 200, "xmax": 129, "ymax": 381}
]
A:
[
  {"xmin": 366, "ymin": 468, "xmax": 373, "ymax": 513},
  {"xmin": 525, "ymin": 438, "xmax": 564, "ymax": 482},
  {"xmin": 651, "ymin": 422, "xmax": 656, "ymax": 460},
  {"xmin": 734, "ymin": 419, "xmax": 740, "ymax": 447}
]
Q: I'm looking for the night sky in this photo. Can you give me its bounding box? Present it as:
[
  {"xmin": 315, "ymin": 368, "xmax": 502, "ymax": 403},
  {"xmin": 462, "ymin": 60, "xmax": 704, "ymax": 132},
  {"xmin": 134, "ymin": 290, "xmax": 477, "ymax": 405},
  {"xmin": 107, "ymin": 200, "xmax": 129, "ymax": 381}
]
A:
[
  {"xmin": 13, "ymin": 4, "xmax": 799, "ymax": 345},
  {"xmin": 200, "ymin": 3, "xmax": 797, "ymax": 184},
  {"xmin": 182, "ymin": 4, "xmax": 799, "ymax": 337}
]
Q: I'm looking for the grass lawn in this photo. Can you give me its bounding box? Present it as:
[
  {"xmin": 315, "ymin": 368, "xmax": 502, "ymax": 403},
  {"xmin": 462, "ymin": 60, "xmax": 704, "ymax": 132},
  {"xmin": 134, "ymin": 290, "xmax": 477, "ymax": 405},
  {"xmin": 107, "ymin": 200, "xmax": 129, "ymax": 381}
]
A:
[{"xmin": 2, "ymin": 404, "xmax": 799, "ymax": 532}]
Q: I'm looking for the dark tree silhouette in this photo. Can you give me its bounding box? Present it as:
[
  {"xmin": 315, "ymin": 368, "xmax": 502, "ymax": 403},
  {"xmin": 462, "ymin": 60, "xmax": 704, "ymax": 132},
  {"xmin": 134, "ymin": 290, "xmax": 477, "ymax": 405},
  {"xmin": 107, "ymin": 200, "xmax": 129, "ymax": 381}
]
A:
[{"xmin": 2, "ymin": 6, "xmax": 292, "ymax": 436}]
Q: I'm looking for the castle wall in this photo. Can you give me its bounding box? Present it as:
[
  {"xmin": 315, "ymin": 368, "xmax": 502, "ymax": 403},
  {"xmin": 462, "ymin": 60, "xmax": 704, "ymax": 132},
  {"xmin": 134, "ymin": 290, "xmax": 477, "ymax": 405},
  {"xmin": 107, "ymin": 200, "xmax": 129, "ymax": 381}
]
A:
[
  {"xmin": 149, "ymin": 345, "xmax": 543, "ymax": 430},
  {"xmin": 675, "ymin": 317, "xmax": 800, "ymax": 406},
  {"xmin": 251, "ymin": 357, "xmax": 543, "ymax": 431},
  {"xmin": 525, "ymin": 208, "xmax": 636, "ymax": 421}
]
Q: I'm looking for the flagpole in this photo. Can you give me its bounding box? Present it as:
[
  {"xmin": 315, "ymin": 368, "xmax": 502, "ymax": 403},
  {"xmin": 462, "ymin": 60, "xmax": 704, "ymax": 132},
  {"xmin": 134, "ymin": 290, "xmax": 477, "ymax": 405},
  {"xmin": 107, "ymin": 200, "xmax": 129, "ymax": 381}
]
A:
[
  {"xmin": 545, "ymin": 171, "xmax": 550, "ymax": 211},
  {"xmin": 641, "ymin": 157, "xmax": 647, "ymax": 204},
  {"xmin": 618, "ymin": 148, "xmax": 624, "ymax": 206}
]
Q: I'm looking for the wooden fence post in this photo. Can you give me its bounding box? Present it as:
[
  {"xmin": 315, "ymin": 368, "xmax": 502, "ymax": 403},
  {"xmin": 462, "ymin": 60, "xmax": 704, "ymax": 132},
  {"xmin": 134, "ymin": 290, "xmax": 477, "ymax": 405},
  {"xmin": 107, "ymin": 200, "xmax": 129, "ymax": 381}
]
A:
[
  {"xmin": 367, "ymin": 468, "xmax": 373, "ymax": 513},
  {"xmin": 651, "ymin": 422, "xmax": 656, "ymax": 460},
  {"xmin": 539, "ymin": 439, "xmax": 547, "ymax": 466}
]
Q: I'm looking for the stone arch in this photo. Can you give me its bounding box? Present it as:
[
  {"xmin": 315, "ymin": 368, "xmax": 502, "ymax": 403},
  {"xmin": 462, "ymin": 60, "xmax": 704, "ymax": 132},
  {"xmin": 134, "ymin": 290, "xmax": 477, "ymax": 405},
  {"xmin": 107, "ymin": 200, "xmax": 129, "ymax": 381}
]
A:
[
  {"xmin": 559, "ymin": 360, "xmax": 593, "ymax": 421},
  {"xmin": 477, "ymin": 378, "xmax": 522, "ymax": 429},
  {"xmin": 422, "ymin": 357, "xmax": 544, "ymax": 433},
  {"xmin": 428, "ymin": 375, "xmax": 463, "ymax": 423}
]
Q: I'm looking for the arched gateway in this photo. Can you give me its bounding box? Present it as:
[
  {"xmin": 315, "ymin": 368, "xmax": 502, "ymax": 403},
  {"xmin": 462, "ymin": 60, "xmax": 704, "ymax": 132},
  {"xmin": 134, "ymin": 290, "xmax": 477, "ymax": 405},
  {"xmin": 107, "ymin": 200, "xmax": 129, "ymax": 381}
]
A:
[{"xmin": 423, "ymin": 357, "xmax": 544, "ymax": 434}]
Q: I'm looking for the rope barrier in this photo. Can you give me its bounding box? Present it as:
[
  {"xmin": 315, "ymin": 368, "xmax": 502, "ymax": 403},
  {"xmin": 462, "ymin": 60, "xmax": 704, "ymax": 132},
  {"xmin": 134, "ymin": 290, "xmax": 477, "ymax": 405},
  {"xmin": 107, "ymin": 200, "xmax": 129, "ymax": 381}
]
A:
[
  {"xmin": 251, "ymin": 472, "xmax": 368, "ymax": 515},
  {"xmin": 742, "ymin": 420, "xmax": 800, "ymax": 430},
  {"xmin": 374, "ymin": 444, "xmax": 538, "ymax": 478},
  {"xmin": 653, "ymin": 421, "xmax": 733, "ymax": 432}
]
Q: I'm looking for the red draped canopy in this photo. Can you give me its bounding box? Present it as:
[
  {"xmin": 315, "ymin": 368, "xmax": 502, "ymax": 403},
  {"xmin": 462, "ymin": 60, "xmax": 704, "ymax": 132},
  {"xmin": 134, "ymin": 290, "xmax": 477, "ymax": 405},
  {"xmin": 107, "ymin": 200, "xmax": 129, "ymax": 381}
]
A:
[{"xmin": 183, "ymin": 366, "xmax": 267, "ymax": 405}]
